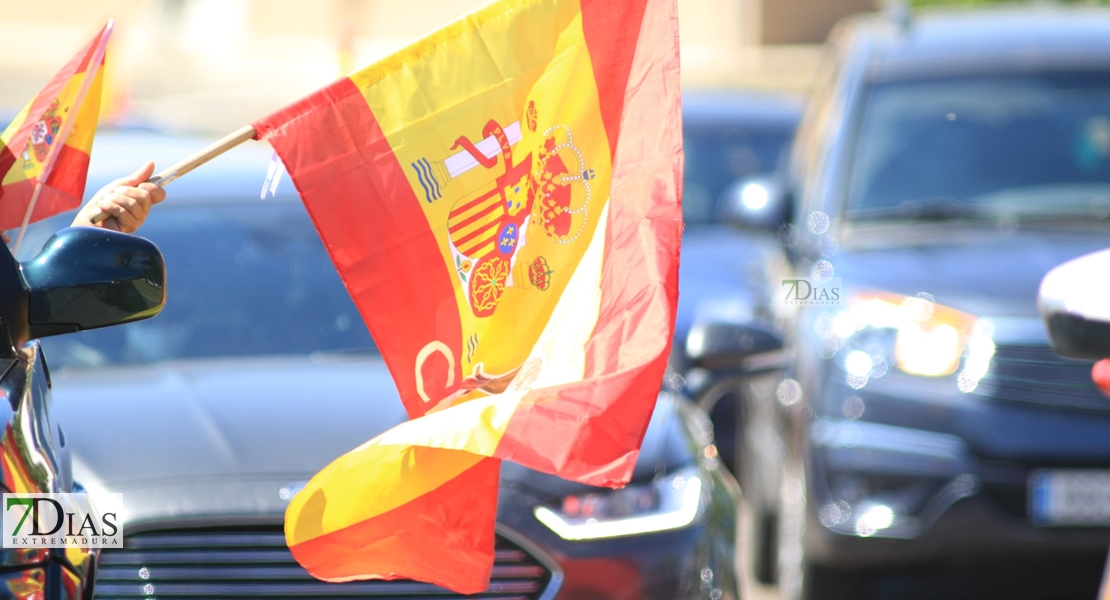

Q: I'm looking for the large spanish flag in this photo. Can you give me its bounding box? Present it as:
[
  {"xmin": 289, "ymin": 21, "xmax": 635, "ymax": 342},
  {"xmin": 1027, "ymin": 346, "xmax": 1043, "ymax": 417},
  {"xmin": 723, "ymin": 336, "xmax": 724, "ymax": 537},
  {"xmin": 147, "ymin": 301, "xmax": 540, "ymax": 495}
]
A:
[
  {"xmin": 0, "ymin": 22, "xmax": 112, "ymax": 230},
  {"xmin": 253, "ymin": 0, "xmax": 681, "ymax": 593}
]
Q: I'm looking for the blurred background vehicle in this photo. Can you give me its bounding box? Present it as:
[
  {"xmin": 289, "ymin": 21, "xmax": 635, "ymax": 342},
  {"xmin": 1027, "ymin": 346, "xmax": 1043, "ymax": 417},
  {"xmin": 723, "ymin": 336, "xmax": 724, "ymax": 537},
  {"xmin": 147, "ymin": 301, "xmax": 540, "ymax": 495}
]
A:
[
  {"xmin": 0, "ymin": 222, "xmax": 166, "ymax": 600},
  {"xmin": 727, "ymin": 5, "xmax": 1110, "ymax": 600},
  {"xmin": 24, "ymin": 128, "xmax": 744, "ymax": 600},
  {"xmin": 675, "ymin": 89, "xmax": 800, "ymax": 483}
]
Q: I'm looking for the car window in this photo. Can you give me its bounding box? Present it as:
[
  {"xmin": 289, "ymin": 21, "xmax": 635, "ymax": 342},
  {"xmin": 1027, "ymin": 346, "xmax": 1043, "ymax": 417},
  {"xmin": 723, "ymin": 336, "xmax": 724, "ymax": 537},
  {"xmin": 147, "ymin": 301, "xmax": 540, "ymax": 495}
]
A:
[
  {"xmin": 682, "ymin": 126, "xmax": 794, "ymax": 225},
  {"xmin": 847, "ymin": 69, "xmax": 1110, "ymax": 220},
  {"xmin": 790, "ymin": 35, "xmax": 857, "ymax": 224},
  {"xmin": 39, "ymin": 201, "xmax": 377, "ymax": 368}
]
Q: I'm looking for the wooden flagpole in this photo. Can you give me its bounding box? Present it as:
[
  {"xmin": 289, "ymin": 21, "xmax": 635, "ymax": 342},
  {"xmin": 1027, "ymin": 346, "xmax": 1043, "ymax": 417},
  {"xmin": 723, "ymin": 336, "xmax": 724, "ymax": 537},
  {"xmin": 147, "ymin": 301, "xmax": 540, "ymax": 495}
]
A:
[{"xmin": 90, "ymin": 124, "xmax": 257, "ymax": 224}]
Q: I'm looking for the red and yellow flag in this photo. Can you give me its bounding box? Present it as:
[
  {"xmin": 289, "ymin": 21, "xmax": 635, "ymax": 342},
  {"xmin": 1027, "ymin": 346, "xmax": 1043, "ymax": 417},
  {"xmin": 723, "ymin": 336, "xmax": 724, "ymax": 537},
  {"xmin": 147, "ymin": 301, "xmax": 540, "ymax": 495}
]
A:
[
  {"xmin": 253, "ymin": 0, "xmax": 681, "ymax": 592},
  {"xmin": 0, "ymin": 21, "xmax": 112, "ymax": 230}
]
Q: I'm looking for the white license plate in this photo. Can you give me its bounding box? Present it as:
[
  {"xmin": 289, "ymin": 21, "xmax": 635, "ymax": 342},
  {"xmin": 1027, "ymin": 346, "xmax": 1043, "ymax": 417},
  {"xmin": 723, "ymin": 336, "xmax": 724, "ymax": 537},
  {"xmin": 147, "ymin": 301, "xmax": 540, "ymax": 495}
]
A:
[{"xmin": 1030, "ymin": 470, "xmax": 1110, "ymax": 526}]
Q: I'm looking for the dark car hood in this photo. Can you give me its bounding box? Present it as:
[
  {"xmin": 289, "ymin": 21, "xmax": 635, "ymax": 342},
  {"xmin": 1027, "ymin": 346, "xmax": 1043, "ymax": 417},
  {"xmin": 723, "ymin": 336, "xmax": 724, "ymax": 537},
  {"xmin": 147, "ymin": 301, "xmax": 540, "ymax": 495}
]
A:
[
  {"xmin": 676, "ymin": 226, "xmax": 782, "ymax": 343},
  {"xmin": 835, "ymin": 224, "xmax": 1110, "ymax": 318},
  {"xmin": 50, "ymin": 356, "xmax": 684, "ymax": 522}
]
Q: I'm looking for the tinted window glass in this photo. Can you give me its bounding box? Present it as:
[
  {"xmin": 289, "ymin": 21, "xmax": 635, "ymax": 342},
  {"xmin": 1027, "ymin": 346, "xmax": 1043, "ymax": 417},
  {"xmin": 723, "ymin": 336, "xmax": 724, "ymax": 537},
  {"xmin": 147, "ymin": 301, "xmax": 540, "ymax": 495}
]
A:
[
  {"xmin": 683, "ymin": 126, "xmax": 793, "ymax": 225},
  {"xmin": 848, "ymin": 70, "xmax": 1110, "ymax": 219},
  {"xmin": 39, "ymin": 202, "xmax": 376, "ymax": 368}
]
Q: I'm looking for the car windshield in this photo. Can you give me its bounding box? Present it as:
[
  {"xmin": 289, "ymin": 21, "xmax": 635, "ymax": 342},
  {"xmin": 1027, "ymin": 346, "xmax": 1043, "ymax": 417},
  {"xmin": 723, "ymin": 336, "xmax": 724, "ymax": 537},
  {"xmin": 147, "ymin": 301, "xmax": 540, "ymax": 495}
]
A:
[
  {"xmin": 682, "ymin": 125, "xmax": 793, "ymax": 225},
  {"xmin": 39, "ymin": 201, "xmax": 377, "ymax": 369},
  {"xmin": 847, "ymin": 69, "xmax": 1110, "ymax": 221}
]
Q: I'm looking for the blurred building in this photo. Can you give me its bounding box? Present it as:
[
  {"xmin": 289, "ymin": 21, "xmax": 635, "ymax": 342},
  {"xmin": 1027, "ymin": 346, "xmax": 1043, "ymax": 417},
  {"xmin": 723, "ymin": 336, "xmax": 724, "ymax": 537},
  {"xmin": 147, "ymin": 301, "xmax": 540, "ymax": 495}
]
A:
[
  {"xmin": 0, "ymin": 0, "xmax": 874, "ymax": 133},
  {"xmin": 747, "ymin": 0, "xmax": 876, "ymax": 43}
]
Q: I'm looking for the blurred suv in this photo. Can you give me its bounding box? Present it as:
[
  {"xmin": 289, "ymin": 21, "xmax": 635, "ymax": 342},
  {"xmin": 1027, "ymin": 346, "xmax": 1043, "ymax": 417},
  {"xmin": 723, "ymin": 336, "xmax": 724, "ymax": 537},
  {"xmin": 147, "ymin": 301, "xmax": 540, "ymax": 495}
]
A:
[
  {"xmin": 729, "ymin": 6, "xmax": 1110, "ymax": 600},
  {"xmin": 29, "ymin": 128, "xmax": 744, "ymax": 600}
]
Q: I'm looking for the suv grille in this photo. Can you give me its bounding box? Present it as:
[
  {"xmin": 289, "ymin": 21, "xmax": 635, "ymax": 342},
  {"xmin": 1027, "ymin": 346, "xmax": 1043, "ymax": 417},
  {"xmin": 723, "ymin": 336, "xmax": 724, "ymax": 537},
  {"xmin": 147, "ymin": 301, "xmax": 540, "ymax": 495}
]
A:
[
  {"xmin": 96, "ymin": 527, "xmax": 553, "ymax": 599},
  {"xmin": 977, "ymin": 344, "xmax": 1110, "ymax": 413}
]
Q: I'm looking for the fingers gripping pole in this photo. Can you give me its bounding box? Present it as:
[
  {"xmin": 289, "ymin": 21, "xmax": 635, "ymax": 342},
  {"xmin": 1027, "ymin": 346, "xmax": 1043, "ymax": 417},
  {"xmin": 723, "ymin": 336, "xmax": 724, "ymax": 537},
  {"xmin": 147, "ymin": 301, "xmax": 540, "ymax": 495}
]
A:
[{"xmin": 91, "ymin": 125, "xmax": 257, "ymax": 224}]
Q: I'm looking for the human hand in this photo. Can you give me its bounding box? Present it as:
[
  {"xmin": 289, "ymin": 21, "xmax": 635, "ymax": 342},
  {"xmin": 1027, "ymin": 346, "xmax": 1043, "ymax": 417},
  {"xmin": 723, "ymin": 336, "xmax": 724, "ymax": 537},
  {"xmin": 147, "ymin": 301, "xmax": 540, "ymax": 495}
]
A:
[
  {"xmin": 71, "ymin": 161, "xmax": 166, "ymax": 233},
  {"xmin": 1094, "ymin": 359, "xmax": 1110, "ymax": 397}
]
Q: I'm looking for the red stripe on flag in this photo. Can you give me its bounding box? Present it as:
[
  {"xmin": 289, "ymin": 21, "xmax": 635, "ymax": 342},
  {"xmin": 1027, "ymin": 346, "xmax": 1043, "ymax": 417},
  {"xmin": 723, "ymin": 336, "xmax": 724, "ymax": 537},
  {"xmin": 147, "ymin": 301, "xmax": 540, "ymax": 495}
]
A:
[
  {"xmin": 448, "ymin": 199, "xmax": 500, "ymax": 234},
  {"xmin": 74, "ymin": 25, "xmax": 109, "ymax": 75},
  {"xmin": 496, "ymin": 0, "xmax": 682, "ymax": 488},
  {"xmin": 46, "ymin": 143, "xmax": 93, "ymax": 200},
  {"xmin": 0, "ymin": 144, "xmax": 89, "ymax": 230},
  {"xmin": 2, "ymin": 25, "xmax": 106, "ymax": 159},
  {"xmin": 450, "ymin": 217, "xmax": 498, "ymax": 249},
  {"xmin": 450, "ymin": 189, "xmax": 502, "ymax": 217},
  {"xmin": 580, "ymin": 0, "xmax": 649, "ymax": 163},
  {"xmin": 0, "ymin": 145, "xmax": 15, "ymax": 199},
  {"xmin": 287, "ymin": 456, "xmax": 500, "ymax": 594},
  {"xmin": 253, "ymin": 79, "xmax": 464, "ymax": 419}
]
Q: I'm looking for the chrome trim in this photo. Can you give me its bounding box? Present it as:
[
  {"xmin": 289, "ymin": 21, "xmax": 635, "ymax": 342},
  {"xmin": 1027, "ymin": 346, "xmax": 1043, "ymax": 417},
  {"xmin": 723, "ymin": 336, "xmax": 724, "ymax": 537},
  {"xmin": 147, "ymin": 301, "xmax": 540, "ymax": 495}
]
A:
[
  {"xmin": 496, "ymin": 524, "xmax": 563, "ymax": 600},
  {"xmin": 812, "ymin": 418, "xmax": 972, "ymax": 478},
  {"xmin": 741, "ymin": 349, "xmax": 791, "ymax": 372},
  {"xmin": 97, "ymin": 521, "xmax": 559, "ymax": 599},
  {"xmin": 981, "ymin": 316, "xmax": 1050, "ymax": 345}
]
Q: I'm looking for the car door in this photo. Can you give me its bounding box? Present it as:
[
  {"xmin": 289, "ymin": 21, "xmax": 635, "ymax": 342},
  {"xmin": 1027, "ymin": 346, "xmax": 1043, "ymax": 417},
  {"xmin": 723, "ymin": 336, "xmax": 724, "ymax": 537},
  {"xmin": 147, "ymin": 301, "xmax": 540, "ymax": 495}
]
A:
[{"xmin": 0, "ymin": 242, "xmax": 92, "ymax": 600}]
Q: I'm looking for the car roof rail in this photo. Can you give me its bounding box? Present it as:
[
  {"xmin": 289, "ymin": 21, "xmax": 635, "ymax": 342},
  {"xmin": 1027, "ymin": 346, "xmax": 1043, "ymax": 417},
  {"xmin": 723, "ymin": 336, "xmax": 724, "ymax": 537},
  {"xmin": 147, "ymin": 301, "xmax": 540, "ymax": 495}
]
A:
[{"xmin": 883, "ymin": 0, "xmax": 913, "ymax": 31}]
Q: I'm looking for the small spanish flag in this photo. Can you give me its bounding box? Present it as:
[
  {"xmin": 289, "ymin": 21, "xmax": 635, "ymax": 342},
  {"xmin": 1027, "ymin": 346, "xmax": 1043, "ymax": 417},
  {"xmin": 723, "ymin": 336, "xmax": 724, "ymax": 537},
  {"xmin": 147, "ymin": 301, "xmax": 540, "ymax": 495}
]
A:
[
  {"xmin": 254, "ymin": 0, "xmax": 681, "ymax": 593},
  {"xmin": 0, "ymin": 21, "xmax": 112, "ymax": 230}
]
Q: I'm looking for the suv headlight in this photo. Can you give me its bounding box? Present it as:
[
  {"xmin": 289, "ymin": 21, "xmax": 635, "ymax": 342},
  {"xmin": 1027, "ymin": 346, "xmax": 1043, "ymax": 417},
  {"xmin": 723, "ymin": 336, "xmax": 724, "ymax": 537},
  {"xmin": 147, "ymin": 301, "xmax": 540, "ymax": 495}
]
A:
[
  {"xmin": 825, "ymin": 291, "xmax": 994, "ymax": 390},
  {"xmin": 534, "ymin": 466, "xmax": 702, "ymax": 540}
]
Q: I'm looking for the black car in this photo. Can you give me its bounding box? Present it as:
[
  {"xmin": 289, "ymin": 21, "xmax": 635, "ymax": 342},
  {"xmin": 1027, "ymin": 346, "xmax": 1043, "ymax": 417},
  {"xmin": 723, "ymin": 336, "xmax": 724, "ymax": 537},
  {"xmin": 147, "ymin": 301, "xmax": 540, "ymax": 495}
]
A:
[
  {"xmin": 0, "ymin": 223, "xmax": 166, "ymax": 599},
  {"xmin": 727, "ymin": 6, "xmax": 1110, "ymax": 600},
  {"xmin": 29, "ymin": 128, "xmax": 743, "ymax": 600}
]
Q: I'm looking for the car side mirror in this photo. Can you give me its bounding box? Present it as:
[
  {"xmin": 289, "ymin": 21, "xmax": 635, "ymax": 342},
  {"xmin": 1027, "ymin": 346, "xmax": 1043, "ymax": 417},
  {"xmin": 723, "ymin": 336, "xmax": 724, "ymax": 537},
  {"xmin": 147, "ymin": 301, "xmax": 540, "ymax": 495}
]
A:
[
  {"xmin": 686, "ymin": 321, "xmax": 786, "ymax": 372},
  {"xmin": 719, "ymin": 174, "xmax": 791, "ymax": 233},
  {"xmin": 1038, "ymin": 248, "xmax": 1110, "ymax": 359},
  {"xmin": 21, "ymin": 227, "xmax": 166, "ymax": 340}
]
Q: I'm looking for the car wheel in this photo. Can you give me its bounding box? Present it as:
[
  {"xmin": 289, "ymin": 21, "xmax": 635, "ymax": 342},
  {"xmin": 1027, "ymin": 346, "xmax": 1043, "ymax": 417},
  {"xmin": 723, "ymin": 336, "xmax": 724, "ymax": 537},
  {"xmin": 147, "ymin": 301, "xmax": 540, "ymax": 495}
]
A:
[{"xmin": 775, "ymin": 465, "xmax": 862, "ymax": 600}]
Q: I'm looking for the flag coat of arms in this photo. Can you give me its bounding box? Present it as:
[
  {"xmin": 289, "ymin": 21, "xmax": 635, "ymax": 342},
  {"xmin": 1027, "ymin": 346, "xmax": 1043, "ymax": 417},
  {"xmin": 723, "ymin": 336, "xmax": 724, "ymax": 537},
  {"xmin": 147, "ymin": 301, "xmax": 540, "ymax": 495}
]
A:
[
  {"xmin": 0, "ymin": 22, "xmax": 111, "ymax": 230},
  {"xmin": 253, "ymin": 0, "xmax": 682, "ymax": 593}
]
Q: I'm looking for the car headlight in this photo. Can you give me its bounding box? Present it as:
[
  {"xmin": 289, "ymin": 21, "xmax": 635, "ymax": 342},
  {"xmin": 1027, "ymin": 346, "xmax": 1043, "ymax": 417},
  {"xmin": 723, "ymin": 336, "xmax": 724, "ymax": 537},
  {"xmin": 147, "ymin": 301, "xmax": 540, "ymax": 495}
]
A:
[
  {"xmin": 534, "ymin": 466, "xmax": 702, "ymax": 541},
  {"xmin": 826, "ymin": 291, "xmax": 994, "ymax": 389}
]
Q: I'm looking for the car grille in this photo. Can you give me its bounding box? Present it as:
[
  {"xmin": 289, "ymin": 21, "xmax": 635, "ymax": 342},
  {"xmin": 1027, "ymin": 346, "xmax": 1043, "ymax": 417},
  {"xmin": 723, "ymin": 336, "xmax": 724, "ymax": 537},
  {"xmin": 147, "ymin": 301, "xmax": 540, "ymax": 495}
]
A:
[
  {"xmin": 95, "ymin": 527, "xmax": 554, "ymax": 599},
  {"xmin": 976, "ymin": 344, "xmax": 1110, "ymax": 413}
]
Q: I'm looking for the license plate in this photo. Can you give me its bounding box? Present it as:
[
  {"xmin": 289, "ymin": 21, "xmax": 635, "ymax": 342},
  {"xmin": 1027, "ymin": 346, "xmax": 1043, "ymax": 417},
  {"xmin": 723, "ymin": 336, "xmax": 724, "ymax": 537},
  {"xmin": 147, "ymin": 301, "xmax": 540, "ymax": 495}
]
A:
[{"xmin": 1030, "ymin": 470, "xmax": 1110, "ymax": 526}]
